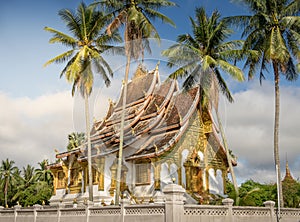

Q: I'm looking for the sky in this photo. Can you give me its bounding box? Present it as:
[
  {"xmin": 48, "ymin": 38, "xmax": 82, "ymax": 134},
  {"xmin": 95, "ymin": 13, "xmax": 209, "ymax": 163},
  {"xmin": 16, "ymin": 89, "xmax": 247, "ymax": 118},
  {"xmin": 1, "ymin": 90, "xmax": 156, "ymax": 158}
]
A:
[{"xmin": 0, "ymin": 0, "xmax": 300, "ymax": 185}]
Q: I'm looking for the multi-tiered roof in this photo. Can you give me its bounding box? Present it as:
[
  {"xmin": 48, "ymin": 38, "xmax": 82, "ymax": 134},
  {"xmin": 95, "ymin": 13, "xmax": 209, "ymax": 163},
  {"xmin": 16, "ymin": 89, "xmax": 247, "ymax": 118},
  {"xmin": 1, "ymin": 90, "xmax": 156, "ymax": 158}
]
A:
[{"xmin": 54, "ymin": 64, "xmax": 230, "ymax": 166}]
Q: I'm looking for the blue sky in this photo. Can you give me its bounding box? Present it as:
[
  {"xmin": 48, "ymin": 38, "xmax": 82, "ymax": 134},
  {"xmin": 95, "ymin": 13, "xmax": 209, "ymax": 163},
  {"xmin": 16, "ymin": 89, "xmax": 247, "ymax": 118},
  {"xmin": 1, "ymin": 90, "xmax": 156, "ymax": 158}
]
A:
[
  {"xmin": 1, "ymin": 0, "xmax": 300, "ymax": 184},
  {"xmin": 0, "ymin": 0, "xmax": 249, "ymax": 98}
]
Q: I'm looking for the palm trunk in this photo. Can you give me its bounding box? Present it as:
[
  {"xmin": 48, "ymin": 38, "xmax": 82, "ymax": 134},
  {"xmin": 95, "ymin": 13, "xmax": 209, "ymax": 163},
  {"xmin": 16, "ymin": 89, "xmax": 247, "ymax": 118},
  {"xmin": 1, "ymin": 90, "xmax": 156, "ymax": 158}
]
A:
[
  {"xmin": 115, "ymin": 52, "xmax": 131, "ymax": 205},
  {"xmin": 84, "ymin": 90, "xmax": 93, "ymax": 202},
  {"xmin": 216, "ymin": 110, "xmax": 239, "ymax": 205},
  {"xmin": 4, "ymin": 179, "xmax": 8, "ymax": 207},
  {"xmin": 273, "ymin": 62, "xmax": 283, "ymax": 208}
]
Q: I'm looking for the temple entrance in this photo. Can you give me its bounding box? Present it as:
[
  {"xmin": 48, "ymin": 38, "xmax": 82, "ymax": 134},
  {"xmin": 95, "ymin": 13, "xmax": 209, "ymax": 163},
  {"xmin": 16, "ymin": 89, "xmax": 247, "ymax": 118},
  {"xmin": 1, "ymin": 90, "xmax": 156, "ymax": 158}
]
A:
[{"xmin": 184, "ymin": 149, "xmax": 204, "ymax": 195}]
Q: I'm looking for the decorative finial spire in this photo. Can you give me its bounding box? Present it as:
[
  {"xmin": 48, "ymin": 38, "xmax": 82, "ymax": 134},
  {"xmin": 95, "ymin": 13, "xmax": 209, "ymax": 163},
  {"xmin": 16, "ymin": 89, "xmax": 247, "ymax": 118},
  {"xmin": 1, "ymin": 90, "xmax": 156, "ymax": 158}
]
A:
[
  {"xmin": 283, "ymin": 153, "xmax": 294, "ymax": 181},
  {"xmin": 155, "ymin": 61, "xmax": 160, "ymax": 71},
  {"xmin": 285, "ymin": 154, "xmax": 291, "ymax": 178}
]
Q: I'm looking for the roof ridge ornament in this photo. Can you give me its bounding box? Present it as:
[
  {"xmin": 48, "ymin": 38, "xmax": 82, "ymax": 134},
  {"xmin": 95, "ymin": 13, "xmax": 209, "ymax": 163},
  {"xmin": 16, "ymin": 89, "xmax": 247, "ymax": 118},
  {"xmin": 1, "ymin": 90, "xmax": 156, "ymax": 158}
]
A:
[
  {"xmin": 132, "ymin": 63, "xmax": 148, "ymax": 80},
  {"xmin": 155, "ymin": 61, "xmax": 160, "ymax": 71}
]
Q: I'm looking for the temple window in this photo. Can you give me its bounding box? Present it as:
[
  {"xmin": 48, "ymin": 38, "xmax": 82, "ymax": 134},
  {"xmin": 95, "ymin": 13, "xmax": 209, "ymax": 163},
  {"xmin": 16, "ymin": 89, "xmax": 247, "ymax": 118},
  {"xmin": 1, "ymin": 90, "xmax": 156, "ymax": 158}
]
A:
[
  {"xmin": 135, "ymin": 163, "xmax": 150, "ymax": 185},
  {"xmin": 57, "ymin": 171, "xmax": 65, "ymax": 188},
  {"xmin": 70, "ymin": 167, "xmax": 80, "ymax": 186}
]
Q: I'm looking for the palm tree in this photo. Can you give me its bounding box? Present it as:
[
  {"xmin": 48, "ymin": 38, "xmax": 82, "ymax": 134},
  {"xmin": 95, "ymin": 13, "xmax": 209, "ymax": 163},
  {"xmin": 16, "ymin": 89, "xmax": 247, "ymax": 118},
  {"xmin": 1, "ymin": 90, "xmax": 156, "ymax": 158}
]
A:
[
  {"xmin": 225, "ymin": 0, "xmax": 300, "ymax": 207},
  {"xmin": 67, "ymin": 132, "xmax": 85, "ymax": 151},
  {"xmin": 0, "ymin": 159, "xmax": 18, "ymax": 207},
  {"xmin": 162, "ymin": 7, "xmax": 246, "ymax": 204},
  {"xmin": 44, "ymin": 2, "xmax": 122, "ymax": 202},
  {"xmin": 35, "ymin": 160, "xmax": 53, "ymax": 186},
  {"xmin": 22, "ymin": 165, "xmax": 36, "ymax": 188},
  {"xmin": 95, "ymin": 0, "xmax": 176, "ymax": 205}
]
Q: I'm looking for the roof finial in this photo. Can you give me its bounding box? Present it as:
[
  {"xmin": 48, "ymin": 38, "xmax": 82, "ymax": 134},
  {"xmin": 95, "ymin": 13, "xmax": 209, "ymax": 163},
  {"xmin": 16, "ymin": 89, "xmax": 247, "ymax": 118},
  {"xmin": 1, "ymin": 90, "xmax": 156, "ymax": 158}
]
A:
[
  {"xmin": 283, "ymin": 153, "xmax": 294, "ymax": 181},
  {"xmin": 155, "ymin": 61, "xmax": 160, "ymax": 71},
  {"xmin": 286, "ymin": 153, "xmax": 291, "ymax": 176}
]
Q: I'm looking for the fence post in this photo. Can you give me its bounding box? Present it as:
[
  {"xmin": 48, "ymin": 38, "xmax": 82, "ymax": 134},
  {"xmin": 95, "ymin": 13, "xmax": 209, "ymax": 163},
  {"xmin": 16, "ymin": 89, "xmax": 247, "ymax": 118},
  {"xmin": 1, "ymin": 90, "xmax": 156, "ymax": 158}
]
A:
[
  {"xmin": 264, "ymin": 201, "xmax": 276, "ymax": 222},
  {"xmin": 163, "ymin": 183, "xmax": 185, "ymax": 222},
  {"xmin": 222, "ymin": 198, "xmax": 234, "ymax": 222},
  {"xmin": 57, "ymin": 202, "xmax": 65, "ymax": 222},
  {"xmin": 33, "ymin": 204, "xmax": 42, "ymax": 222},
  {"xmin": 13, "ymin": 205, "xmax": 21, "ymax": 222},
  {"xmin": 121, "ymin": 197, "xmax": 130, "ymax": 222}
]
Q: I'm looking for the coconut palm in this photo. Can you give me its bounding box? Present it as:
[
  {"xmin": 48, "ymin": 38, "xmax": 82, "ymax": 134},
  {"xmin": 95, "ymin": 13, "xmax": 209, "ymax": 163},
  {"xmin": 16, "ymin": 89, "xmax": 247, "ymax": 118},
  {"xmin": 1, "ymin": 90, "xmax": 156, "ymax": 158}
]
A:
[
  {"xmin": 0, "ymin": 159, "xmax": 18, "ymax": 207},
  {"xmin": 225, "ymin": 0, "xmax": 300, "ymax": 207},
  {"xmin": 35, "ymin": 160, "xmax": 53, "ymax": 186},
  {"xmin": 162, "ymin": 7, "xmax": 246, "ymax": 204},
  {"xmin": 44, "ymin": 2, "xmax": 122, "ymax": 202},
  {"xmin": 67, "ymin": 132, "xmax": 85, "ymax": 151},
  {"xmin": 22, "ymin": 165, "xmax": 36, "ymax": 188},
  {"xmin": 95, "ymin": 0, "xmax": 176, "ymax": 204}
]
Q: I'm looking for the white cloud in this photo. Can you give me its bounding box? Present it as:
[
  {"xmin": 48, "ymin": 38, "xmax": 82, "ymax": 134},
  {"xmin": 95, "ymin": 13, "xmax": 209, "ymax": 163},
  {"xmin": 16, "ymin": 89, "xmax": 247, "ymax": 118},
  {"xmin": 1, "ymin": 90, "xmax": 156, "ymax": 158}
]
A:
[
  {"xmin": 1, "ymin": 76, "xmax": 300, "ymax": 185},
  {"xmin": 220, "ymin": 81, "xmax": 300, "ymax": 184},
  {"xmin": 0, "ymin": 91, "xmax": 75, "ymax": 168}
]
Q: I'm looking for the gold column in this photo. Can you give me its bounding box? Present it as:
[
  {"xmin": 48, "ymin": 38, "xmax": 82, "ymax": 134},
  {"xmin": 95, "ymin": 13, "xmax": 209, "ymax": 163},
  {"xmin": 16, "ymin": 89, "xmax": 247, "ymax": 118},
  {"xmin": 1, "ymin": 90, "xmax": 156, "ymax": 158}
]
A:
[
  {"xmin": 153, "ymin": 161, "xmax": 161, "ymax": 190},
  {"xmin": 177, "ymin": 154, "xmax": 182, "ymax": 186},
  {"xmin": 205, "ymin": 168, "xmax": 209, "ymax": 192},
  {"xmin": 184, "ymin": 164, "xmax": 191, "ymax": 191},
  {"xmin": 98, "ymin": 157, "xmax": 105, "ymax": 191},
  {"xmin": 51, "ymin": 169, "xmax": 58, "ymax": 195},
  {"xmin": 79, "ymin": 162, "xmax": 88, "ymax": 193},
  {"xmin": 62, "ymin": 165, "xmax": 69, "ymax": 193},
  {"xmin": 222, "ymin": 169, "xmax": 227, "ymax": 193}
]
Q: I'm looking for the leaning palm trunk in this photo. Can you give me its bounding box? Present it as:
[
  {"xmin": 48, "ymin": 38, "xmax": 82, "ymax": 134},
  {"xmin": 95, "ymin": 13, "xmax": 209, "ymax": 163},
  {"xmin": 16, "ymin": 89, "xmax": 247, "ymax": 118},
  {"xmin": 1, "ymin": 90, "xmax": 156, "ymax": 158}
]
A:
[
  {"xmin": 115, "ymin": 51, "xmax": 131, "ymax": 205},
  {"xmin": 216, "ymin": 110, "xmax": 239, "ymax": 205},
  {"xmin": 273, "ymin": 62, "xmax": 283, "ymax": 208},
  {"xmin": 84, "ymin": 90, "xmax": 93, "ymax": 202}
]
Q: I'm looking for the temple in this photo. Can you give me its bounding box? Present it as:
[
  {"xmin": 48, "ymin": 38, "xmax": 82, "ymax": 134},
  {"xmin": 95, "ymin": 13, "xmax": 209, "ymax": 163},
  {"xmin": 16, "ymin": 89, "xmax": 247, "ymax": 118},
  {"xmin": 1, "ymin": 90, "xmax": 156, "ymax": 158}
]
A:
[{"xmin": 47, "ymin": 64, "xmax": 236, "ymax": 205}]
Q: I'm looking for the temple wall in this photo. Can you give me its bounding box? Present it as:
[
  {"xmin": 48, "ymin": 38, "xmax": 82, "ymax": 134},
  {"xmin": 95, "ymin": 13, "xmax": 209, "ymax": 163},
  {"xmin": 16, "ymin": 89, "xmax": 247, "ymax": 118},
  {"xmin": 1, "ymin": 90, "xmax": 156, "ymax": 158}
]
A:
[
  {"xmin": 2, "ymin": 187, "xmax": 299, "ymax": 222},
  {"xmin": 208, "ymin": 169, "xmax": 224, "ymax": 195},
  {"xmin": 104, "ymin": 154, "xmax": 114, "ymax": 195}
]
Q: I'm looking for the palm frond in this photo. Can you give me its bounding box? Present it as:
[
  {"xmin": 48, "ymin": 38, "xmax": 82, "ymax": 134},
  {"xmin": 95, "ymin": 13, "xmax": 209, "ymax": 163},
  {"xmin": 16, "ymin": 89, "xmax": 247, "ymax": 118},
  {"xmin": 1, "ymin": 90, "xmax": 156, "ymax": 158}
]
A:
[
  {"xmin": 168, "ymin": 62, "xmax": 199, "ymax": 80},
  {"xmin": 58, "ymin": 8, "xmax": 81, "ymax": 39},
  {"xmin": 284, "ymin": 0, "xmax": 300, "ymax": 16},
  {"xmin": 214, "ymin": 68, "xmax": 234, "ymax": 103},
  {"xmin": 217, "ymin": 59, "xmax": 245, "ymax": 82},
  {"xmin": 284, "ymin": 57, "xmax": 298, "ymax": 81},
  {"xmin": 143, "ymin": 7, "xmax": 176, "ymax": 27},
  {"xmin": 43, "ymin": 50, "xmax": 75, "ymax": 67},
  {"xmin": 107, "ymin": 9, "xmax": 127, "ymax": 35},
  {"xmin": 44, "ymin": 27, "xmax": 77, "ymax": 47},
  {"xmin": 92, "ymin": 59, "xmax": 112, "ymax": 87},
  {"xmin": 182, "ymin": 64, "xmax": 202, "ymax": 90}
]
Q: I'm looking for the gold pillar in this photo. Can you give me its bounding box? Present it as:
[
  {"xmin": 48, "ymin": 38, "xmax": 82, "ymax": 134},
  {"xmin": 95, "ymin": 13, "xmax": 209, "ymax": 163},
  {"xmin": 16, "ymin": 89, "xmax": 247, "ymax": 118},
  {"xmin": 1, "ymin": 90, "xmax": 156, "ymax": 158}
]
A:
[
  {"xmin": 51, "ymin": 169, "xmax": 58, "ymax": 195},
  {"xmin": 184, "ymin": 163, "xmax": 191, "ymax": 191},
  {"xmin": 222, "ymin": 169, "xmax": 227, "ymax": 193},
  {"xmin": 98, "ymin": 157, "xmax": 105, "ymax": 191},
  {"xmin": 79, "ymin": 162, "xmax": 88, "ymax": 193},
  {"xmin": 153, "ymin": 161, "xmax": 161, "ymax": 190},
  {"xmin": 205, "ymin": 168, "xmax": 209, "ymax": 192},
  {"xmin": 177, "ymin": 155, "xmax": 182, "ymax": 186},
  {"xmin": 62, "ymin": 165, "xmax": 69, "ymax": 193}
]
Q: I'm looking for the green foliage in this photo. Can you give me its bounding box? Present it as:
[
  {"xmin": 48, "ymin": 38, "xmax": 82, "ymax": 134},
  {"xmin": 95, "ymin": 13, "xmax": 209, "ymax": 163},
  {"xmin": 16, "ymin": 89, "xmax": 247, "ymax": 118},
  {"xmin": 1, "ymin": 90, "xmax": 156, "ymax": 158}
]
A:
[
  {"xmin": 44, "ymin": 2, "xmax": 122, "ymax": 97},
  {"xmin": 226, "ymin": 0, "xmax": 300, "ymax": 82},
  {"xmin": 14, "ymin": 181, "xmax": 52, "ymax": 207},
  {"xmin": 67, "ymin": 132, "xmax": 85, "ymax": 151},
  {"xmin": 282, "ymin": 177, "xmax": 300, "ymax": 208},
  {"xmin": 225, "ymin": 179, "xmax": 278, "ymax": 206},
  {"xmin": 97, "ymin": 0, "xmax": 176, "ymax": 60},
  {"xmin": 225, "ymin": 179, "xmax": 237, "ymax": 201},
  {"xmin": 0, "ymin": 159, "xmax": 53, "ymax": 207},
  {"xmin": 238, "ymin": 180, "xmax": 276, "ymax": 206},
  {"xmin": 162, "ymin": 6, "xmax": 245, "ymax": 107},
  {"xmin": 0, "ymin": 158, "xmax": 18, "ymax": 207}
]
